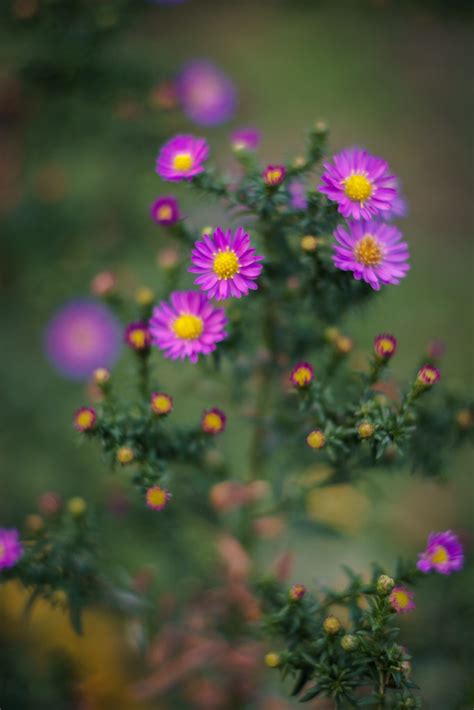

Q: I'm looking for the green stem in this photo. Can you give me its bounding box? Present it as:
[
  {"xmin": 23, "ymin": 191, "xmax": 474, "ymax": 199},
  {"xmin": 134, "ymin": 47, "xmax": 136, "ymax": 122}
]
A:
[{"xmin": 138, "ymin": 351, "xmax": 151, "ymax": 400}]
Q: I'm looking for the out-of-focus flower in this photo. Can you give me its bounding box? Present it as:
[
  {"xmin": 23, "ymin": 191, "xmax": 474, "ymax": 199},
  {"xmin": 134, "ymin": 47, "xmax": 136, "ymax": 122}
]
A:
[
  {"xmin": 358, "ymin": 421, "xmax": 374, "ymax": 439},
  {"xmin": 323, "ymin": 615, "xmax": 341, "ymax": 634},
  {"xmin": 319, "ymin": 147, "xmax": 398, "ymax": 220},
  {"xmin": 334, "ymin": 334, "xmax": 353, "ymax": 354},
  {"xmin": 156, "ymin": 135, "xmax": 209, "ymax": 181},
  {"xmin": 416, "ymin": 365, "xmax": 441, "ymax": 387},
  {"xmin": 231, "ymin": 128, "xmax": 261, "ymax": 152},
  {"xmin": 389, "ymin": 586, "xmax": 415, "ymax": 614},
  {"xmin": 93, "ymin": 367, "xmax": 110, "ymax": 385},
  {"xmin": 416, "ymin": 530, "xmax": 464, "ymax": 575},
  {"xmin": 263, "ymin": 165, "xmax": 286, "ymax": 186},
  {"xmin": 44, "ymin": 300, "xmax": 121, "ymax": 380},
  {"xmin": 289, "ymin": 361, "xmax": 314, "ymax": 388},
  {"xmin": 264, "ymin": 652, "xmax": 280, "ymax": 668},
  {"xmin": 124, "ymin": 322, "xmax": 151, "ymax": 351},
  {"xmin": 150, "ymin": 196, "xmax": 180, "ymax": 226},
  {"xmin": 306, "ymin": 484, "xmax": 368, "ymax": 534},
  {"xmin": 374, "ymin": 333, "xmax": 397, "ymax": 359},
  {"xmin": 201, "ymin": 407, "xmax": 226, "ymax": 434},
  {"xmin": 306, "ymin": 429, "xmax": 326, "ymax": 449},
  {"xmin": 289, "ymin": 584, "xmax": 306, "ymax": 601},
  {"xmin": 146, "ymin": 485, "xmax": 171, "ymax": 511},
  {"xmin": 150, "ymin": 392, "xmax": 173, "ymax": 416},
  {"xmin": 135, "ymin": 287, "xmax": 155, "ymax": 307},
  {"xmin": 149, "ymin": 81, "xmax": 178, "ymax": 110},
  {"xmin": 0, "ymin": 528, "xmax": 22, "ymax": 569},
  {"xmin": 300, "ymin": 235, "xmax": 318, "ymax": 252},
  {"xmin": 253, "ymin": 516, "xmax": 286, "ymax": 539},
  {"xmin": 333, "ymin": 220, "xmax": 410, "ymax": 291},
  {"xmin": 456, "ymin": 409, "xmax": 473, "ymax": 429},
  {"xmin": 210, "ymin": 481, "xmax": 247, "ymax": 512},
  {"xmin": 376, "ymin": 574, "xmax": 395, "ymax": 594},
  {"xmin": 189, "ymin": 226, "xmax": 263, "ymax": 300},
  {"xmin": 289, "ymin": 181, "xmax": 308, "ymax": 209},
  {"xmin": 73, "ymin": 406, "xmax": 97, "ymax": 432},
  {"xmin": 68, "ymin": 497, "xmax": 87, "ymax": 516},
  {"xmin": 426, "ymin": 340, "xmax": 446, "ymax": 360},
  {"xmin": 117, "ymin": 446, "xmax": 134, "ymax": 465},
  {"xmin": 90, "ymin": 271, "xmax": 117, "ymax": 297},
  {"xmin": 157, "ymin": 246, "xmax": 180, "ymax": 270},
  {"xmin": 150, "ymin": 291, "xmax": 227, "ymax": 363},
  {"xmin": 341, "ymin": 634, "xmax": 358, "ymax": 651},
  {"xmin": 38, "ymin": 491, "xmax": 63, "ymax": 515},
  {"xmin": 178, "ymin": 60, "xmax": 237, "ymax": 126}
]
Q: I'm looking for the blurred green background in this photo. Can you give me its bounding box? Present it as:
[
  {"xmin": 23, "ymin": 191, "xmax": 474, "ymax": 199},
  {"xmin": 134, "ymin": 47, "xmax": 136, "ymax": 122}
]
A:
[{"xmin": 0, "ymin": 0, "xmax": 473, "ymax": 708}]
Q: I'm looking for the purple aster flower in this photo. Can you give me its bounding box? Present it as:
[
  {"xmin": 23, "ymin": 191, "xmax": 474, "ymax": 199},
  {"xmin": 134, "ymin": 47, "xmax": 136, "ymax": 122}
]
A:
[
  {"xmin": 333, "ymin": 220, "xmax": 410, "ymax": 291},
  {"xmin": 231, "ymin": 128, "xmax": 261, "ymax": 152},
  {"xmin": 417, "ymin": 531, "xmax": 464, "ymax": 575},
  {"xmin": 156, "ymin": 134, "xmax": 209, "ymax": 182},
  {"xmin": 150, "ymin": 196, "xmax": 180, "ymax": 226},
  {"xmin": 0, "ymin": 528, "xmax": 23, "ymax": 569},
  {"xmin": 44, "ymin": 299, "xmax": 121, "ymax": 380},
  {"xmin": 177, "ymin": 60, "xmax": 237, "ymax": 126},
  {"xmin": 319, "ymin": 147, "xmax": 398, "ymax": 220},
  {"xmin": 149, "ymin": 290, "xmax": 227, "ymax": 363},
  {"xmin": 189, "ymin": 226, "xmax": 264, "ymax": 300},
  {"xmin": 289, "ymin": 181, "xmax": 308, "ymax": 209}
]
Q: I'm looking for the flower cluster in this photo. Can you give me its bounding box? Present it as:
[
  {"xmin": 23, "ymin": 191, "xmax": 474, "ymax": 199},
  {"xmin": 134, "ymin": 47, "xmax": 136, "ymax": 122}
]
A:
[{"xmin": 257, "ymin": 531, "xmax": 464, "ymax": 706}]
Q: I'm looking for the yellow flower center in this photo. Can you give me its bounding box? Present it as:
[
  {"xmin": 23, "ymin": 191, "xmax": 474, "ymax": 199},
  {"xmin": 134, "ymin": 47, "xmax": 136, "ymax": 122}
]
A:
[
  {"xmin": 76, "ymin": 411, "xmax": 94, "ymax": 429},
  {"xmin": 393, "ymin": 590, "xmax": 410, "ymax": 608},
  {"xmin": 354, "ymin": 234, "xmax": 382, "ymax": 266},
  {"xmin": 378, "ymin": 338, "xmax": 395, "ymax": 355},
  {"xmin": 129, "ymin": 329, "xmax": 148, "ymax": 349},
  {"xmin": 213, "ymin": 249, "xmax": 240, "ymax": 280},
  {"xmin": 293, "ymin": 367, "xmax": 312, "ymax": 386},
  {"xmin": 157, "ymin": 205, "xmax": 173, "ymax": 221},
  {"xmin": 431, "ymin": 545, "xmax": 448, "ymax": 564},
  {"xmin": 172, "ymin": 152, "xmax": 193, "ymax": 172},
  {"xmin": 203, "ymin": 412, "xmax": 223, "ymax": 431},
  {"xmin": 343, "ymin": 173, "xmax": 373, "ymax": 203},
  {"xmin": 307, "ymin": 430, "xmax": 326, "ymax": 449},
  {"xmin": 152, "ymin": 395, "xmax": 172, "ymax": 414},
  {"xmin": 148, "ymin": 488, "xmax": 167, "ymax": 507},
  {"xmin": 172, "ymin": 314, "xmax": 204, "ymax": 340},
  {"xmin": 265, "ymin": 168, "xmax": 283, "ymax": 185}
]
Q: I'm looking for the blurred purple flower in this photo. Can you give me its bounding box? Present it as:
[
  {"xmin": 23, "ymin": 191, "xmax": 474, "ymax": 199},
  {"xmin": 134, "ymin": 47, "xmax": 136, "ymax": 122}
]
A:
[
  {"xmin": 289, "ymin": 181, "xmax": 308, "ymax": 209},
  {"xmin": 231, "ymin": 128, "xmax": 261, "ymax": 152},
  {"xmin": 44, "ymin": 299, "xmax": 121, "ymax": 380},
  {"xmin": 178, "ymin": 60, "xmax": 237, "ymax": 126},
  {"xmin": 0, "ymin": 528, "xmax": 22, "ymax": 569}
]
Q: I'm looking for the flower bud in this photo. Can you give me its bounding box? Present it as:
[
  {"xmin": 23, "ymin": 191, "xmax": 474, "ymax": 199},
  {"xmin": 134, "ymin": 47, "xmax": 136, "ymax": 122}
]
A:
[
  {"xmin": 416, "ymin": 365, "xmax": 440, "ymax": 388},
  {"xmin": 68, "ymin": 497, "xmax": 87, "ymax": 516},
  {"xmin": 25, "ymin": 514, "xmax": 44, "ymax": 533},
  {"xmin": 306, "ymin": 429, "xmax": 326, "ymax": 450},
  {"xmin": 289, "ymin": 584, "xmax": 307, "ymax": 601},
  {"xmin": 300, "ymin": 235, "xmax": 318, "ymax": 252},
  {"xmin": 93, "ymin": 368, "xmax": 110, "ymax": 386},
  {"xmin": 374, "ymin": 333, "xmax": 397, "ymax": 360},
  {"xmin": 456, "ymin": 409, "xmax": 473, "ymax": 430},
  {"xmin": 135, "ymin": 287, "xmax": 155, "ymax": 307},
  {"xmin": 376, "ymin": 574, "xmax": 395, "ymax": 595},
  {"xmin": 340, "ymin": 634, "xmax": 358, "ymax": 651},
  {"xmin": 117, "ymin": 446, "xmax": 134, "ymax": 465},
  {"xmin": 358, "ymin": 421, "xmax": 375, "ymax": 439},
  {"xmin": 91, "ymin": 271, "xmax": 116, "ymax": 297},
  {"xmin": 323, "ymin": 615, "xmax": 341, "ymax": 635},
  {"xmin": 335, "ymin": 335, "xmax": 353, "ymax": 355},
  {"xmin": 264, "ymin": 652, "xmax": 280, "ymax": 668},
  {"xmin": 263, "ymin": 165, "xmax": 286, "ymax": 186}
]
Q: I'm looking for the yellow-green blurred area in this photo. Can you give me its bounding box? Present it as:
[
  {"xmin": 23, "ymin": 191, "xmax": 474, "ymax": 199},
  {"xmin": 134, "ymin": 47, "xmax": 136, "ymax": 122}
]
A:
[{"xmin": 0, "ymin": 0, "xmax": 473, "ymax": 708}]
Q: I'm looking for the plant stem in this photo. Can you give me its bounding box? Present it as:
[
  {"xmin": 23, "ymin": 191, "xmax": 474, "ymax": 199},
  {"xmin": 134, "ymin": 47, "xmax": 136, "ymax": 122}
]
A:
[{"xmin": 248, "ymin": 295, "xmax": 277, "ymax": 480}]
